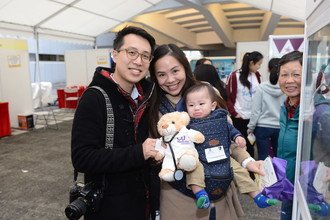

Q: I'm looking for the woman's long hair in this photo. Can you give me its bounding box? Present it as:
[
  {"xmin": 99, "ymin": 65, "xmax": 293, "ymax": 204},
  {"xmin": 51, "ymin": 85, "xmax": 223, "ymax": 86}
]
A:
[
  {"xmin": 194, "ymin": 64, "xmax": 227, "ymax": 101},
  {"xmin": 239, "ymin": 51, "xmax": 263, "ymax": 89},
  {"xmin": 148, "ymin": 44, "xmax": 196, "ymax": 137}
]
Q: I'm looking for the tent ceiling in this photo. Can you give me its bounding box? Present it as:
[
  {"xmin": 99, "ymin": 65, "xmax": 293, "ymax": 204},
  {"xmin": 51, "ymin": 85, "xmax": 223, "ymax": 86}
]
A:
[
  {"xmin": 0, "ymin": 0, "xmax": 305, "ymax": 48},
  {"xmin": 110, "ymin": 0, "xmax": 305, "ymax": 50},
  {"xmin": 0, "ymin": 0, "xmax": 162, "ymax": 44}
]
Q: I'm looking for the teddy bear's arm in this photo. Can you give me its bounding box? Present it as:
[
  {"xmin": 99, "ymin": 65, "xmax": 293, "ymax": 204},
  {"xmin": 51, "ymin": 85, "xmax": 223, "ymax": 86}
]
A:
[
  {"xmin": 155, "ymin": 139, "xmax": 165, "ymax": 153},
  {"xmin": 154, "ymin": 139, "xmax": 166, "ymax": 161},
  {"xmin": 187, "ymin": 129, "xmax": 205, "ymax": 144}
]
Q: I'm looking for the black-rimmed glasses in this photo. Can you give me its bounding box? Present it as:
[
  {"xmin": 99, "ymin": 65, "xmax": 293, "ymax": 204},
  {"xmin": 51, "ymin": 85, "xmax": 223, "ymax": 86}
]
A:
[{"xmin": 116, "ymin": 48, "xmax": 153, "ymax": 63}]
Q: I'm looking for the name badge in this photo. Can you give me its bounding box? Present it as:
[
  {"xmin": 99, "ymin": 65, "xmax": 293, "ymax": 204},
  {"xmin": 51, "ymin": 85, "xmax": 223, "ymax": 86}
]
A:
[{"xmin": 205, "ymin": 146, "xmax": 227, "ymax": 163}]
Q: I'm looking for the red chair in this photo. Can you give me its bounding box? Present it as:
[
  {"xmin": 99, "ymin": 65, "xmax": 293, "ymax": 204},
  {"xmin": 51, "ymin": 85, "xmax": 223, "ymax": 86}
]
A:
[
  {"xmin": 64, "ymin": 87, "xmax": 80, "ymax": 109},
  {"xmin": 0, "ymin": 102, "xmax": 11, "ymax": 137}
]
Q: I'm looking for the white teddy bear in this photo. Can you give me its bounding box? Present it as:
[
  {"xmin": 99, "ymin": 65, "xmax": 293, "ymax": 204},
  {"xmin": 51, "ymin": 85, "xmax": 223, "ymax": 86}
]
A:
[{"xmin": 155, "ymin": 111, "xmax": 205, "ymax": 182}]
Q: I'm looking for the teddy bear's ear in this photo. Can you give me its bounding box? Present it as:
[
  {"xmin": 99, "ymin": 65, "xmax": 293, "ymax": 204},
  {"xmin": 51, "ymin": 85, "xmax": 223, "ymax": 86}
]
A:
[
  {"xmin": 156, "ymin": 116, "xmax": 163, "ymax": 132},
  {"xmin": 180, "ymin": 112, "xmax": 190, "ymax": 123}
]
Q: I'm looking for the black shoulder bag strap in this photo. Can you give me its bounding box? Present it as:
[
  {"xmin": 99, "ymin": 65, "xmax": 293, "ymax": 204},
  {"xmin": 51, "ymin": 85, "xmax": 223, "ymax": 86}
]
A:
[{"xmin": 73, "ymin": 85, "xmax": 114, "ymax": 182}]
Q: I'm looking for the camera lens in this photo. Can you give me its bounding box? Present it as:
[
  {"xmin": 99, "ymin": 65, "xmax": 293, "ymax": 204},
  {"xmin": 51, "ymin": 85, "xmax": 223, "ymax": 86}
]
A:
[{"xmin": 65, "ymin": 197, "xmax": 87, "ymax": 220}]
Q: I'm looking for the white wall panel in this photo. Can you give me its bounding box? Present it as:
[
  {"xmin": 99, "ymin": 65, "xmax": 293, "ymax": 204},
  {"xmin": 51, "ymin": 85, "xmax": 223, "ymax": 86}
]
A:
[
  {"xmin": 0, "ymin": 38, "xmax": 33, "ymax": 127},
  {"xmin": 65, "ymin": 49, "xmax": 111, "ymax": 86},
  {"xmin": 85, "ymin": 49, "xmax": 111, "ymax": 84},
  {"xmin": 30, "ymin": 62, "xmax": 66, "ymax": 83},
  {"xmin": 65, "ymin": 50, "xmax": 88, "ymax": 87}
]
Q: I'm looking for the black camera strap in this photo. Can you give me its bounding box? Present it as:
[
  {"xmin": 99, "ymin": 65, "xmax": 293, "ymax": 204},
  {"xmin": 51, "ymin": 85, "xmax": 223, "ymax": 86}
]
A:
[
  {"xmin": 73, "ymin": 86, "xmax": 114, "ymax": 186},
  {"xmin": 90, "ymin": 86, "xmax": 115, "ymax": 150}
]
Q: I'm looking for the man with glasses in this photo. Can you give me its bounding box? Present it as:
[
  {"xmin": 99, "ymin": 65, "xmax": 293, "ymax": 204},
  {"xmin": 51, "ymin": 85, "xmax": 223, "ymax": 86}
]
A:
[{"xmin": 71, "ymin": 26, "xmax": 158, "ymax": 219}]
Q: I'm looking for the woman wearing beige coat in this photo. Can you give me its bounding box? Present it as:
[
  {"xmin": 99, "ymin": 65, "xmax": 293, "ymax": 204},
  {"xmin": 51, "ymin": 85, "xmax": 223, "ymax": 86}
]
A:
[{"xmin": 148, "ymin": 44, "xmax": 264, "ymax": 220}]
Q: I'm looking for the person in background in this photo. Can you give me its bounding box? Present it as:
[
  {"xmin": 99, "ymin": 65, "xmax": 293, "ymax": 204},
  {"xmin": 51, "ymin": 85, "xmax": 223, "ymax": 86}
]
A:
[
  {"xmin": 277, "ymin": 51, "xmax": 303, "ymax": 220},
  {"xmin": 194, "ymin": 64, "xmax": 227, "ymax": 101},
  {"xmin": 71, "ymin": 26, "xmax": 158, "ymax": 220},
  {"xmin": 247, "ymin": 58, "xmax": 285, "ymax": 159},
  {"xmin": 226, "ymin": 51, "xmax": 263, "ymax": 158},
  {"xmin": 195, "ymin": 58, "xmax": 212, "ymax": 69},
  {"xmin": 148, "ymin": 44, "xmax": 266, "ymax": 220}
]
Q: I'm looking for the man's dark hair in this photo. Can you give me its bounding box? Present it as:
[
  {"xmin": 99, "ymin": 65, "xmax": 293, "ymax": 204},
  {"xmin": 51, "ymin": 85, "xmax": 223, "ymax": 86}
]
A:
[
  {"xmin": 278, "ymin": 51, "xmax": 303, "ymax": 69},
  {"xmin": 113, "ymin": 26, "xmax": 156, "ymax": 52}
]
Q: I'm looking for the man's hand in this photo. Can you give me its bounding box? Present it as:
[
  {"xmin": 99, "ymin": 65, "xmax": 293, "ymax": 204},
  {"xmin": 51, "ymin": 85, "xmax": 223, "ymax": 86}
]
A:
[
  {"xmin": 142, "ymin": 138, "xmax": 158, "ymax": 160},
  {"xmin": 246, "ymin": 160, "xmax": 265, "ymax": 176}
]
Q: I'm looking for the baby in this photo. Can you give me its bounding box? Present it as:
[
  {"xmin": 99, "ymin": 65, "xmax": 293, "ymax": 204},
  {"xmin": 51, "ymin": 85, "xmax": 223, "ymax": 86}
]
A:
[{"xmin": 184, "ymin": 83, "xmax": 278, "ymax": 209}]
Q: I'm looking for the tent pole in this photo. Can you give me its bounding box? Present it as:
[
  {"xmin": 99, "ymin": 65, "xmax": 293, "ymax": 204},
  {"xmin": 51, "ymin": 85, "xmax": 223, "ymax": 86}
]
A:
[
  {"xmin": 34, "ymin": 28, "xmax": 42, "ymax": 109},
  {"xmin": 94, "ymin": 37, "xmax": 97, "ymax": 49}
]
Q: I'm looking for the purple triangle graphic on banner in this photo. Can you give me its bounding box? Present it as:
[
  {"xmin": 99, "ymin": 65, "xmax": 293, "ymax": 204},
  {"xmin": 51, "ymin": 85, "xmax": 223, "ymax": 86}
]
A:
[
  {"xmin": 273, "ymin": 39, "xmax": 288, "ymax": 53},
  {"xmin": 289, "ymin": 38, "xmax": 304, "ymax": 51}
]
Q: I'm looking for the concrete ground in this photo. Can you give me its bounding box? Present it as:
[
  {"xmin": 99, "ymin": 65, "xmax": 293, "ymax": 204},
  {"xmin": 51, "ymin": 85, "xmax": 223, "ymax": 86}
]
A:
[{"xmin": 0, "ymin": 112, "xmax": 281, "ymax": 220}]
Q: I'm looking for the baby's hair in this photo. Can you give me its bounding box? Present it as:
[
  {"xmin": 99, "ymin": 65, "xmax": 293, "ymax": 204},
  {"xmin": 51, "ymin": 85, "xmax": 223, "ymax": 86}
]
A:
[{"xmin": 183, "ymin": 82, "xmax": 227, "ymax": 110}]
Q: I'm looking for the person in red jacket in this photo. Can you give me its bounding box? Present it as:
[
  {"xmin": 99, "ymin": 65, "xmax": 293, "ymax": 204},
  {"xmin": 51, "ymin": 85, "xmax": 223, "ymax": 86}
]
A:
[{"xmin": 226, "ymin": 51, "xmax": 263, "ymax": 158}]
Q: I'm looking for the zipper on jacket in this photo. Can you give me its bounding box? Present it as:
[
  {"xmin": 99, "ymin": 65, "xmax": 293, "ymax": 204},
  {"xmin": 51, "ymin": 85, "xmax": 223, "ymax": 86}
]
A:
[{"xmin": 133, "ymin": 83, "xmax": 155, "ymax": 141}]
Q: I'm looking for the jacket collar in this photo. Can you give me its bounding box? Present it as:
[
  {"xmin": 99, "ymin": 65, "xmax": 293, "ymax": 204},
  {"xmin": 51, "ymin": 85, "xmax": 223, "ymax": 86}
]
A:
[{"xmin": 91, "ymin": 66, "xmax": 154, "ymax": 102}]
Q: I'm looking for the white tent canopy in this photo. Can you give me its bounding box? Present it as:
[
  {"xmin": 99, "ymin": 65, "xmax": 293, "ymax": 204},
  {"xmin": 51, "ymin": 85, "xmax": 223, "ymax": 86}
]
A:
[
  {"xmin": 0, "ymin": 0, "xmax": 162, "ymax": 44},
  {"xmin": 0, "ymin": 0, "xmax": 307, "ymax": 46}
]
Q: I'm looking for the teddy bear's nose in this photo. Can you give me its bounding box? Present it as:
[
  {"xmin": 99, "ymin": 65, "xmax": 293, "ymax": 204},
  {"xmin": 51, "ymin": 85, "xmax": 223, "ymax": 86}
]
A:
[{"xmin": 162, "ymin": 124, "xmax": 169, "ymax": 129}]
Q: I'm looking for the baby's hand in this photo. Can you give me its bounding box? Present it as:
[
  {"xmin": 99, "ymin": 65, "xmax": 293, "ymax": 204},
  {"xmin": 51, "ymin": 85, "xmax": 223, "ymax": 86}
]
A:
[{"xmin": 235, "ymin": 136, "xmax": 246, "ymax": 148}]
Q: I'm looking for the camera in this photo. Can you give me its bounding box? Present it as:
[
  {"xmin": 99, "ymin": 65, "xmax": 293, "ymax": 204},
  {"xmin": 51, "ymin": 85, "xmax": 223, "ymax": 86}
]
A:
[{"xmin": 65, "ymin": 182, "xmax": 103, "ymax": 220}]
